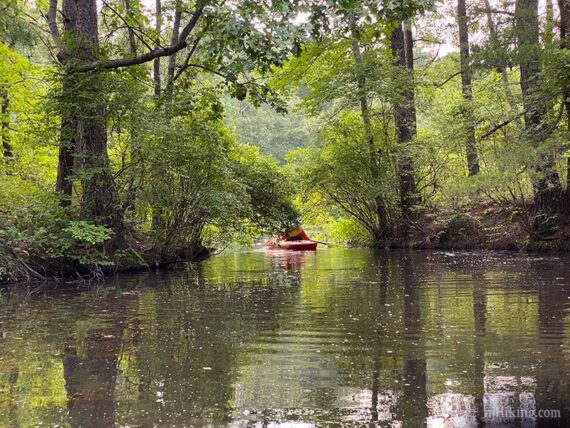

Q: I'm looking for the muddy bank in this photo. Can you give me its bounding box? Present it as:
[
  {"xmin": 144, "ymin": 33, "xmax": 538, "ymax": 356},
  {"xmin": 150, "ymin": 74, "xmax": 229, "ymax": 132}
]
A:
[
  {"xmin": 0, "ymin": 241, "xmax": 211, "ymax": 285},
  {"xmin": 386, "ymin": 204, "xmax": 570, "ymax": 252}
]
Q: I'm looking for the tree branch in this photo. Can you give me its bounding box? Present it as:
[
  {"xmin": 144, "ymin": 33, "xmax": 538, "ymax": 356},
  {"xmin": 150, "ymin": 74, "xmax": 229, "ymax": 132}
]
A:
[
  {"xmin": 478, "ymin": 111, "xmax": 526, "ymax": 141},
  {"xmin": 436, "ymin": 71, "xmax": 461, "ymax": 87},
  {"xmin": 171, "ymin": 36, "xmax": 203, "ymax": 83},
  {"xmin": 473, "ymin": 7, "xmax": 515, "ymax": 17},
  {"xmin": 76, "ymin": 5, "xmax": 206, "ymax": 72}
]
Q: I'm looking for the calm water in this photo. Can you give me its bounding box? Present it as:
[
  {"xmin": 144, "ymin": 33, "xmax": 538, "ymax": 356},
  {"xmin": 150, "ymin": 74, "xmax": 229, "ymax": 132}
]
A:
[{"xmin": 1, "ymin": 248, "xmax": 570, "ymax": 427}]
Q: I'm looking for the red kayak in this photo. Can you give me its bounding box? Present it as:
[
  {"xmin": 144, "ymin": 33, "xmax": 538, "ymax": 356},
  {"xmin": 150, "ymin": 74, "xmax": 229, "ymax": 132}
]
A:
[
  {"xmin": 265, "ymin": 227, "xmax": 318, "ymax": 251},
  {"xmin": 265, "ymin": 239, "xmax": 318, "ymax": 251}
]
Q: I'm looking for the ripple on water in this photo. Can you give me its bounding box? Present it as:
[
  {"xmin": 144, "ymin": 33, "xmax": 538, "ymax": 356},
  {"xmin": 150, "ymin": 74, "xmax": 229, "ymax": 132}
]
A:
[{"xmin": 1, "ymin": 249, "xmax": 570, "ymax": 427}]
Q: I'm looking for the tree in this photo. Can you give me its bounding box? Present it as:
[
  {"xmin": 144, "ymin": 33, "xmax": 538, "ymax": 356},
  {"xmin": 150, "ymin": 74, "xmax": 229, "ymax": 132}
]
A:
[
  {"xmin": 44, "ymin": 0, "xmax": 311, "ymax": 241},
  {"xmin": 515, "ymin": 0, "xmax": 562, "ymax": 233},
  {"xmin": 154, "ymin": 0, "xmax": 162, "ymax": 100},
  {"xmin": 48, "ymin": 0, "xmax": 125, "ymax": 241},
  {"xmin": 277, "ymin": 1, "xmax": 432, "ymax": 242},
  {"xmin": 391, "ymin": 21, "xmax": 420, "ymax": 226},
  {"xmin": 479, "ymin": 0, "xmax": 521, "ymax": 126},
  {"xmin": 350, "ymin": 24, "xmax": 390, "ymax": 239},
  {"xmin": 0, "ymin": 86, "xmax": 11, "ymax": 161},
  {"xmin": 291, "ymin": 111, "xmax": 401, "ymax": 243},
  {"xmin": 559, "ymin": 0, "xmax": 570, "ymax": 197},
  {"xmin": 0, "ymin": 0, "xmax": 35, "ymax": 164},
  {"xmin": 457, "ymin": 0, "xmax": 480, "ymax": 176}
]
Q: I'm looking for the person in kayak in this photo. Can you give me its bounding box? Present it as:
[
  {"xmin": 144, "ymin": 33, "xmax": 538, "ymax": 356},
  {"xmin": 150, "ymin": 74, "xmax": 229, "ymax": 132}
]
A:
[
  {"xmin": 267, "ymin": 226, "xmax": 319, "ymax": 251},
  {"xmin": 280, "ymin": 227, "xmax": 310, "ymax": 241}
]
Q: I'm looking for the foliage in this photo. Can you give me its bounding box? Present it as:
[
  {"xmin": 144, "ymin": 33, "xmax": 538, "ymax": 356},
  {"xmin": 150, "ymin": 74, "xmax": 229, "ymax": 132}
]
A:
[
  {"xmin": 117, "ymin": 88, "xmax": 300, "ymax": 253},
  {"xmin": 0, "ymin": 0, "xmax": 37, "ymax": 47},
  {"xmin": 2, "ymin": 0, "xmax": 570, "ymax": 282},
  {"xmin": 224, "ymin": 96, "xmax": 314, "ymax": 163},
  {"xmin": 230, "ymin": 143, "xmax": 299, "ymax": 234},
  {"xmin": 290, "ymin": 111, "xmax": 401, "ymax": 240},
  {"xmin": 0, "ymin": 188, "xmax": 114, "ymax": 281}
]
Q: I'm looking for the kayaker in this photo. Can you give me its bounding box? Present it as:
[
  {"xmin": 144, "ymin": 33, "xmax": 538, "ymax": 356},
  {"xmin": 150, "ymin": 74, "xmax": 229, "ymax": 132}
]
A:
[{"xmin": 281, "ymin": 226, "xmax": 309, "ymax": 241}]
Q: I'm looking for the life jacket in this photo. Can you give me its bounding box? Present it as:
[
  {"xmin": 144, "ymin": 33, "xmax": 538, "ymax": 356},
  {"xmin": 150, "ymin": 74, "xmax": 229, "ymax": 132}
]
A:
[{"xmin": 284, "ymin": 227, "xmax": 309, "ymax": 241}]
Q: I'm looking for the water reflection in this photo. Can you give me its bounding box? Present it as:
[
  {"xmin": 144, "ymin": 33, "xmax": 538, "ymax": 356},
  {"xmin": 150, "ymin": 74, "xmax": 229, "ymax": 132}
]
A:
[
  {"xmin": 0, "ymin": 249, "xmax": 570, "ymax": 426},
  {"xmin": 62, "ymin": 291, "xmax": 127, "ymax": 428}
]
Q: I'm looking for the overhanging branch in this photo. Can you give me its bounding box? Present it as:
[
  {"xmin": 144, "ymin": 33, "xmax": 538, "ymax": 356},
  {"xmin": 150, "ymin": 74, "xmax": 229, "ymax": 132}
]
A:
[
  {"xmin": 478, "ymin": 111, "xmax": 526, "ymax": 141},
  {"xmin": 76, "ymin": 5, "xmax": 207, "ymax": 72}
]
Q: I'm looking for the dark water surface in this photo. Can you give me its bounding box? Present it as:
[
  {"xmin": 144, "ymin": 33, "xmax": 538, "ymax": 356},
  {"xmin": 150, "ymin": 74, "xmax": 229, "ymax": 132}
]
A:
[{"xmin": 1, "ymin": 248, "xmax": 570, "ymax": 427}]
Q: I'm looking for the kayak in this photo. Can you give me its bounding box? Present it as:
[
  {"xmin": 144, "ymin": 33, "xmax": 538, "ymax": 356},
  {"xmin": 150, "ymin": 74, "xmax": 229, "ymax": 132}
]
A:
[
  {"xmin": 265, "ymin": 239, "xmax": 318, "ymax": 251},
  {"xmin": 265, "ymin": 227, "xmax": 318, "ymax": 251}
]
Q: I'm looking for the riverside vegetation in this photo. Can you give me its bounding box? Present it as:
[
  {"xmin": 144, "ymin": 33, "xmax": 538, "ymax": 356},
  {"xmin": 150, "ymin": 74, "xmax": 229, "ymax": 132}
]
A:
[{"xmin": 1, "ymin": 0, "xmax": 570, "ymax": 282}]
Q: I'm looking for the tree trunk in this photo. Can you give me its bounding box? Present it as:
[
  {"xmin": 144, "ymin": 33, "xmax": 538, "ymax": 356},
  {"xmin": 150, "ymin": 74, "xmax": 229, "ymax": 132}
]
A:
[
  {"xmin": 150, "ymin": 0, "xmax": 167, "ymax": 237},
  {"xmin": 457, "ymin": 0, "xmax": 480, "ymax": 176},
  {"xmin": 124, "ymin": 0, "xmax": 137, "ymax": 55},
  {"xmin": 59, "ymin": 0, "xmax": 125, "ymax": 240},
  {"xmin": 153, "ymin": 0, "xmax": 162, "ymax": 100},
  {"xmin": 560, "ymin": 0, "xmax": 570, "ymax": 198},
  {"xmin": 54, "ymin": 0, "xmax": 78, "ymax": 205},
  {"xmin": 55, "ymin": 105, "xmax": 77, "ymax": 206},
  {"xmin": 483, "ymin": 0, "xmax": 521, "ymax": 126},
  {"xmin": 391, "ymin": 22, "xmax": 418, "ymax": 228},
  {"xmin": 350, "ymin": 28, "xmax": 390, "ymax": 240},
  {"xmin": 123, "ymin": 0, "xmax": 140, "ymax": 214},
  {"xmin": 0, "ymin": 86, "xmax": 13, "ymax": 160},
  {"xmin": 162, "ymin": 0, "xmax": 182, "ymax": 112},
  {"xmin": 544, "ymin": 0, "xmax": 555, "ymax": 46},
  {"xmin": 516, "ymin": 0, "xmax": 561, "ymax": 234},
  {"xmin": 165, "ymin": 0, "xmax": 182, "ymax": 100}
]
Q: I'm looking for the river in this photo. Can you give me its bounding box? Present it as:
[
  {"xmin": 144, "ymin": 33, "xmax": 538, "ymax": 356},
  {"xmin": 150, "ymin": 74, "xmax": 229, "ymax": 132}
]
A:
[{"xmin": 0, "ymin": 248, "xmax": 569, "ymax": 426}]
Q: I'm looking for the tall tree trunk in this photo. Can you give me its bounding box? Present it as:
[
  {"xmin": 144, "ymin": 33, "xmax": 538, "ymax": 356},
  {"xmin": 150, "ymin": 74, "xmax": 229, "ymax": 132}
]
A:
[
  {"xmin": 457, "ymin": 0, "xmax": 480, "ymax": 176},
  {"xmin": 60, "ymin": 0, "xmax": 125, "ymax": 240},
  {"xmin": 350, "ymin": 28, "xmax": 390, "ymax": 241},
  {"xmin": 163, "ymin": 0, "xmax": 182, "ymax": 109},
  {"xmin": 545, "ymin": 0, "xmax": 555, "ymax": 46},
  {"xmin": 124, "ymin": 0, "xmax": 137, "ymax": 55},
  {"xmin": 55, "ymin": 0, "xmax": 79, "ymax": 206},
  {"xmin": 483, "ymin": 0, "xmax": 521, "ymax": 125},
  {"xmin": 0, "ymin": 86, "xmax": 13, "ymax": 160},
  {"xmin": 516, "ymin": 0, "xmax": 562, "ymax": 233},
  {"xmin": 153, "ymin": 0, "xmax": 162, "ymax": 100},
  {"xmin": 56, "ymin": 102, "xmax": 77, "ymax": 206},
  {"xmin": 167, "ymin": 6, "xmax": 181, "ymax": 81},
  {"xmin": 150, "ymin": 0, "xmax": 166, "ymax": 236},
  {"xmin": 391, "ymin": 22, "xmax": 418, "ymax": 228},
  {"xmin": 123, "ymin": 0, "xmax": 140, "ymax": 214},
  {"xmin": 560, "ymin": 0, "xmax": 570, "ymax": 198}
]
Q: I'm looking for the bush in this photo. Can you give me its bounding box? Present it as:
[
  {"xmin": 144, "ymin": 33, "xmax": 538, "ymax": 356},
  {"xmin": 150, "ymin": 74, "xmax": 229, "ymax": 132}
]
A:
[{"xmin": 0, "ymin": 190, "xmax": 113, "ymax": 281}]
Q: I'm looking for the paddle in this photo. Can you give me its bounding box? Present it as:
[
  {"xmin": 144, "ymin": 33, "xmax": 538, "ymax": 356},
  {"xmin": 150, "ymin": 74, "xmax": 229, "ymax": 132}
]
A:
[{"xmin": 309, "ymin": 239, "xmax": 328, "ymax": 245}]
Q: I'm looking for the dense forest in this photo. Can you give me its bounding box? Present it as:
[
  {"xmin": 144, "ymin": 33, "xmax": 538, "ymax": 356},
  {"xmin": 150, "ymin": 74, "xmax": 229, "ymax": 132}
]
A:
[{"xmin": 1, "ymin": 0, "xmax": 569, "ymax": 282}]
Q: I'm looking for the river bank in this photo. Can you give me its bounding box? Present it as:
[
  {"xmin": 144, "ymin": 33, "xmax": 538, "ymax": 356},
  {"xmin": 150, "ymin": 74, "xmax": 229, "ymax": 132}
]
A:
[
  {"xmin": 4, "ymin": 203, "xmax": 570, "ymax": 286},
  {"xmin": 0, "ymin": 238, "xmax": 211, "ymax": 285},
  {"xmin": 379, "ymin": 203, "xmax": 570, "ymax": 252}
]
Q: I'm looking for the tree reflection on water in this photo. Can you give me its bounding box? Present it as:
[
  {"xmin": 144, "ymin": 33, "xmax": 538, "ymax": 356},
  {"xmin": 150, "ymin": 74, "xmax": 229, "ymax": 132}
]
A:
[{"xmin": 0, "ymin": 249, "xmax": 569, "ymax": 426}]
